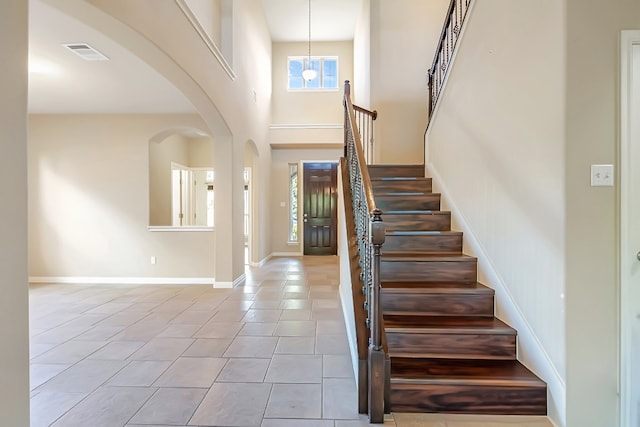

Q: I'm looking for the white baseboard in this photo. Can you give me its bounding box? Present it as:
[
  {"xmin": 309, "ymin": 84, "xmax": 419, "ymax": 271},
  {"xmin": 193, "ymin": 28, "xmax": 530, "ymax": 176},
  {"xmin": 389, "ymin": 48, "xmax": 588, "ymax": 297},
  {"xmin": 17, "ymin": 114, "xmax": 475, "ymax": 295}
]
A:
[
  {"xmin": 428, "ymin": 163, "xmax": 566, "ymax": 425},
  {"xmin": 234, "ymin": 274, "xmax": 246, "ymax": 285},
  {"xmin": 29, "ymin": 276, "xmax": 215, "ymax": 286},
  {"xmin": 251, "ymin": 254, "xmax": 272, "ymax": 267},
  {"xmin": 214, "ymin": 273, "xmax": 247, "ymax": 289},
  {"xmin": 213, "ymin": 281, "xmax": 233, "ymax": 288}
]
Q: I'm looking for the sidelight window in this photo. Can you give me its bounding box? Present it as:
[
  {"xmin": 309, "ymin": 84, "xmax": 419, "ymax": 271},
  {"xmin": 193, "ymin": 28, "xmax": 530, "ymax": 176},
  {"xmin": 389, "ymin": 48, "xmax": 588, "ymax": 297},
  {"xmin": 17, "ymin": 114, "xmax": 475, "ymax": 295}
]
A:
[{"xmin": 289, "ymin": 163, "xmax": 299, "ymax": 242}]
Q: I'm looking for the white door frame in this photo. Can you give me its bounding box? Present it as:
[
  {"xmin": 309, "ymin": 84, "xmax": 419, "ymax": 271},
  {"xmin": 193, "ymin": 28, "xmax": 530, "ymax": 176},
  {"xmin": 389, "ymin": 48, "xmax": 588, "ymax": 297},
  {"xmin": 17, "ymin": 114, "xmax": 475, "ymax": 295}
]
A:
[
  {"xmin": 244, "ymin": 166, "xmax": 252, "ymax": 265},
  {"xmin": 620, "ymin": 30, "xmax": 640, "ymax": 427}
]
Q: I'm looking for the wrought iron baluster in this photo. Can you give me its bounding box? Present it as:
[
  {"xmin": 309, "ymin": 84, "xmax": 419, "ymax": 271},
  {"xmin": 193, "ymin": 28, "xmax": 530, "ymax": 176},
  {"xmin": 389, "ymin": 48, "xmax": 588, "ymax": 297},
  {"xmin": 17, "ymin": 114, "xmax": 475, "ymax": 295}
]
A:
[{"xmin": 427, "ymin": 0, "xmax": 474, "ymax": 121}]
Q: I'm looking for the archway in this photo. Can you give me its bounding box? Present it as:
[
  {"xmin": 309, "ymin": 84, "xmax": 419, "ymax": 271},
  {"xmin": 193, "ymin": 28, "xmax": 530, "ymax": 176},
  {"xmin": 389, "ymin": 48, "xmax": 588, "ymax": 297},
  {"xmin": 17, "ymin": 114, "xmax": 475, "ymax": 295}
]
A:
[
  {"xmin": 148, "ymin": 127, "xmax": 214, "ymax": 227},
  {"xmin": 38, "ymin": 0, "xmax": 243, "ymax": 286}
]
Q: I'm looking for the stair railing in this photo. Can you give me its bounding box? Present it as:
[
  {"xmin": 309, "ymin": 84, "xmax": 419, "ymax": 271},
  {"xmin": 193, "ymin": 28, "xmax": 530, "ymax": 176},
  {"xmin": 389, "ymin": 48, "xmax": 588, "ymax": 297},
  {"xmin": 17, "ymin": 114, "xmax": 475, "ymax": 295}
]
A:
[
  {"xmin": 427, "ymin": 0, "xmax": 473, "ymax": 120},
  {"xmin": 343, "ymin": 80, "xmax": 386, "ymax": 423},
  {"xmin": 352, "ymin": 104, "xmax": 377, "ymax": 164}
]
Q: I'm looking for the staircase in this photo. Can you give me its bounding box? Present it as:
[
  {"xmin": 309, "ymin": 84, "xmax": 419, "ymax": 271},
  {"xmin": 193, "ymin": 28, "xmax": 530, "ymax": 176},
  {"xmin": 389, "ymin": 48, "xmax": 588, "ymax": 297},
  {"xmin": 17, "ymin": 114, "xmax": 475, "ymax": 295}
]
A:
[{"xmin": 369, "ymin": 164, "xmax": 547, "ymax": 416}]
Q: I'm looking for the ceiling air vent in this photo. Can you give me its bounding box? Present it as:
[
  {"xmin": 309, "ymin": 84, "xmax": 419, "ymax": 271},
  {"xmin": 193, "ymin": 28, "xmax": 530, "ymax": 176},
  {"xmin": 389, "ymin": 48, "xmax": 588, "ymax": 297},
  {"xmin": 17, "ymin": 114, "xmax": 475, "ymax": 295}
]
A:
[{"xmin": 62, "ymin": 43, "xmax": 109, "ymax": 61}]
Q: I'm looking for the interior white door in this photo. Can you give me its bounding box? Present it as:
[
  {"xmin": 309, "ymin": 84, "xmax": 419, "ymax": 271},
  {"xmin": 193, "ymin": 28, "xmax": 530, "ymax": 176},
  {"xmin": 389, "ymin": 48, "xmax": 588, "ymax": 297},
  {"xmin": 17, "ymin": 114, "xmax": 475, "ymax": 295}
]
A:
[
  {"xmin": 171, "ymin": 168, "xmax": 182, "ymax": 226},
  {"xmin": 620, "ymin": 31, "xmax": 640, "ymax": 427}
]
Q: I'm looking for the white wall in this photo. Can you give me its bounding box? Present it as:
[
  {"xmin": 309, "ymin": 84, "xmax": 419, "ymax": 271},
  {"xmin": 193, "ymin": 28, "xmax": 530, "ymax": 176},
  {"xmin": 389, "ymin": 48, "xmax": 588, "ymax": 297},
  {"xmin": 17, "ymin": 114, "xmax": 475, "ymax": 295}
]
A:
[
  {"xmin": 0, "ymin": 1, "xmax": 30, "ymax": 424},
  {"xmin": 29, "ymin": 114, "xmax": 215, "ymax": 280},
  {"xmin": 426, "ymin": 0, "xmax": 566, "ymax": 423},
  {"xmin": 370, "ymin": 0, "xmax": 449, "ymax": 164}
]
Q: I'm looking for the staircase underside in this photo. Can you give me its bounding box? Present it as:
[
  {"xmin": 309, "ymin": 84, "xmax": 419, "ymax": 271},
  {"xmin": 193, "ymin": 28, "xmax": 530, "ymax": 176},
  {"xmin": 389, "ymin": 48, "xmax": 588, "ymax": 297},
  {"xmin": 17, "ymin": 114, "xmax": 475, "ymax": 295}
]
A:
[{"xmin": 369, "ymin": 164, "xmax": 547, "ymax": 416}]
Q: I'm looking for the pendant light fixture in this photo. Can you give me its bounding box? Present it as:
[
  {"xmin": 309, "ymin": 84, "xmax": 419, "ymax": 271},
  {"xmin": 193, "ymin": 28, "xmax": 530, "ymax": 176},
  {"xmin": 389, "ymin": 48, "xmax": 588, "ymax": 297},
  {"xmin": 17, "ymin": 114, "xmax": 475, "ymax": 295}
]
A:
[{"xmin": 302, "ymin": 0, "xmax": 317, "ymax": 81}]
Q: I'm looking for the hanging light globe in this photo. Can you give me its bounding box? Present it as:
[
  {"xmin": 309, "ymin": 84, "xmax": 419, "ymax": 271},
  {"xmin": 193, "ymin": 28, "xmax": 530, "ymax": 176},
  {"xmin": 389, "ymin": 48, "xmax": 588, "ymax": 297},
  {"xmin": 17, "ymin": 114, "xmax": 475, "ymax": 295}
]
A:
[{"xmin": 302, "ymin": 68, "xmax": 317, "ymax": 81}]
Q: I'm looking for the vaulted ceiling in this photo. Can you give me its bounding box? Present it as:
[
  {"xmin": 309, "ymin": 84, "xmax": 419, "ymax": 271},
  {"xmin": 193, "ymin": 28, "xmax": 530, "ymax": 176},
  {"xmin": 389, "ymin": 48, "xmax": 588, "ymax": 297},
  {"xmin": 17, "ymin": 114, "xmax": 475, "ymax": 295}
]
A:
[{"xmin": 28, "ymin": 0, "xmax": 361, "ymax": 114}]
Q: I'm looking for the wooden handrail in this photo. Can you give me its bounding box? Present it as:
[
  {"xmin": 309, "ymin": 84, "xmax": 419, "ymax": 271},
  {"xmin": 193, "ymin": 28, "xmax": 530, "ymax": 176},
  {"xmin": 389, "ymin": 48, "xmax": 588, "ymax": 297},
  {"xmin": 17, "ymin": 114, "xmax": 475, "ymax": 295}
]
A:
[
  {"xmin": 343, "ymin": 80, "xmax": 386, "ymax": 423},
  {"xmin": 353, "ymin": 104, "xmax": 378, "ymax": 120}
]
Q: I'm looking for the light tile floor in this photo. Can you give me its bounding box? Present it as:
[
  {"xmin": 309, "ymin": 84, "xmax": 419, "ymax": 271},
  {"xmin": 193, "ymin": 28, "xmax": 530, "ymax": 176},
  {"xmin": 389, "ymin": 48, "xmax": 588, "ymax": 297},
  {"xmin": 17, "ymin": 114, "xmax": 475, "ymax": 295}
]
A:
[{"xmin": 29, "ymin": 256, "xmax": 555, "ymax": 427}]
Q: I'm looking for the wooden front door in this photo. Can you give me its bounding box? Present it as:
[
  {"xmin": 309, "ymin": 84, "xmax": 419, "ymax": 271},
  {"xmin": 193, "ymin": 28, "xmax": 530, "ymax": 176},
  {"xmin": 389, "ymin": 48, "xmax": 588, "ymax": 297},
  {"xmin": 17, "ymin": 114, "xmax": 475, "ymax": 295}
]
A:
[{"xmin": 303, "ymin": 162, "xmax": 338, "ymax": 255}]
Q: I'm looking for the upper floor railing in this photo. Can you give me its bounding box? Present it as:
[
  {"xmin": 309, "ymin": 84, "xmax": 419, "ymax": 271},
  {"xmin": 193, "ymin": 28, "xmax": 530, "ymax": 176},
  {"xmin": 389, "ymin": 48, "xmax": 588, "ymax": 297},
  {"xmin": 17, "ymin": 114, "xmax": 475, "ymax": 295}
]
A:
[
  {"xmin": 427, "ymin": 0, "xmax": 473, "ymax": 120},
  {"xmin": 343, "ymin": 80, "xmax": 386, "ymax": 423}
]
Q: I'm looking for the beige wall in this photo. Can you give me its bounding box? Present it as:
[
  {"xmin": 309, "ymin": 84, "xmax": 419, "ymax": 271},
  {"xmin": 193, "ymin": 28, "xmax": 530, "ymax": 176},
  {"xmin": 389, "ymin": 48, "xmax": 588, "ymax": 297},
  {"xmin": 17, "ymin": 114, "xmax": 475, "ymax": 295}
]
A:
[
  {"xmin": 426, "ymin": 0, "xmax": 566, "ymax": 423},
  {"xmin": 565, "ymin": 2, "xmax": 640, "ymax": 427},
  {"xmin": 270, "ymin": 148, "xmax": 342, "ymax": 255},
  {"xmin": 370, "ymin": 0, "xmax": 449, "ymax": 164},
  {"xmin": 0, "ymin": 1, "xmax": 30, "ymax": 424},
  {"xmin": 353, "ymin": 0, "xmax": 371, "ymax": 107},
  {"xmin": 29, "ymin": 114, "xmax": 215, "ymax": 280},
  {"xmin": 188, "ymin": 136, "xmax": 214, "ymax": 167},
  {"xmin": 184, "ymin": 0, "xmax": 222, "ymax": 47}
]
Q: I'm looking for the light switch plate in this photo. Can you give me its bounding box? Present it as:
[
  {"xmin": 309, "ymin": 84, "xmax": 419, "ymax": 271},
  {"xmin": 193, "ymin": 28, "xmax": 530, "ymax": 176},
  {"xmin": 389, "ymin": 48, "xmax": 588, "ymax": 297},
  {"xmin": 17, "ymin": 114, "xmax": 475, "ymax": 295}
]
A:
[{"xmin": 591, "ymin": 164, "xmax": 614, "ymax": 187}]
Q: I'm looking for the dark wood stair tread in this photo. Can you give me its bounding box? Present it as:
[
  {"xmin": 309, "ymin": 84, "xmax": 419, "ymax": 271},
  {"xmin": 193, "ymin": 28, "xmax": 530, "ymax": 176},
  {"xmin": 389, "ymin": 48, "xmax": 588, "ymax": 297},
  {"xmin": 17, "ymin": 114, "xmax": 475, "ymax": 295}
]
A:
[
  {"xmin": 368, "ymin": 164, "xmax": 425, "ymax": 179},
  {"xmin": 383, "ymin": 211, "xmax": 452, "ymax": 232},
  {"xmin": 378, "ymin": 192, "xmax": 429, "ymax": 195},
  {"xmin": 390, "ymin": 358, "xmax": 546, "ymax": 388},
  {"xmin": 381, "ymin": 281, "xmax": 493, "ymax": 292},
  {"xmin": 383, "ymin": 210, "xmax": 447, "ymax": 214},
  {"xmin": 371, "ymin": 177, "xmax": 430, "ymax": 181},
  {"xmin": 369, "ymin": 164, "xmax": 425, "ymax": 168},
  {"xmin": 385, "ymin": 230, "xmax": 461, "ymax": 236},
  {"xmin": 381, "ymin": 282, "xmax": 495, "ymax": 318},
  {"xmin": 382, "ymin": 251, "xmax": 464, "ymax": 257},
  {"xmin": 383, "ymin": 231, "xmax": 463, "ymax": 255},
  {"xmin": 384, "ymin": 315, "xmax": 515, "ymax": 335},
  {"xmin": 382, "ymin": 253, "xmax": 476, "ymax": 262},
  {"xmin": 377, "ymin": 193, "xmax": 441, "ymax": 198}
]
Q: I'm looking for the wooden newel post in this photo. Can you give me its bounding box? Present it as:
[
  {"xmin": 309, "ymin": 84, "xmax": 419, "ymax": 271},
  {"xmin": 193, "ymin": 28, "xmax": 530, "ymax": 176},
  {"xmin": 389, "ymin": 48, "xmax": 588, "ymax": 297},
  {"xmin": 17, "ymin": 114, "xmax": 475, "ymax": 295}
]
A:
[{"xmin": 368, "ymin": 208, "xmax": 385, "ymax": 423}]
